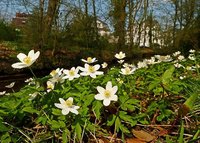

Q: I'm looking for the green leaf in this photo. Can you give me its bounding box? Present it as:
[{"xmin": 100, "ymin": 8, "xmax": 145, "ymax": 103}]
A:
[
  {"xmin": 148, "ymin": 79, "xmax": 161, "ymax": 91},
  {"xmin": 75, "ymin": 122, "xmax": 82, "ymax": 141},
  {"xmin": 0, "ymin": 122, "xmax": 9, "ymax": 132},
  {"xmin": 107, "ymin": 114, "xmax": 116, "ymax": 126},
  {"xmin": 119, "ymin": 111, "xmax": 137, "ymax": 126},
  {"xmin": 36, "ymin": 116, "xmax": 48, "ymax": 125},
  {"xmin": 22, "ymin": 107, "xmax": 39, "ymax": 114},
  {"xmin": 119, "ymin": 124, "xmax": 130, "ymax": 134},
  {"xmin": 83, "ymin": 94, "xmax": 94, "ymax": 107},
  {"xmin": 115, "ymin": 117, "xmax": 121, "ymax": 132},
  {"xmin": 162, "ymin": 65, "xmax": 175, "ymax": 85},
  {"xmin": 52, "ymin": 108, "xmax": 62, "ymax": 116},
  {"xmin": 178, "ymin": 122, "xmax": 185, "ymax": 143},
  {"xmin": 1, "ymin": 132, "xmax": 11, "ymax": 143},
  {"xmin": 62, "ymin": 129, "xmax": 70, "ymax": 143},
  {"xmin": 92, "ymin": 101, "xmax": 103, "ymax": 120},
  {"xmin": 121, "ymin": 98, "xmax": 140, "ymax": 112},
  {"xmin": 48, "ymin": 120, "xmax": 66, "ymax": 130}
]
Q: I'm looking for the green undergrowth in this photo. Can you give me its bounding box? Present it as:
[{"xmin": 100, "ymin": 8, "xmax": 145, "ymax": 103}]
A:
[{"xmin": 0, "ymin": 50, "xmax": 199, "ymax": 143}]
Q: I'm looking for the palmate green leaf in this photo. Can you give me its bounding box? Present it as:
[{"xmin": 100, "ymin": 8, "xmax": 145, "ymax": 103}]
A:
[
  {"xmin": 119, "ymin": 111, "xmax": 137, "ymax": 126},
  {"xmin": 36, "ymin": 116, "xmax": 48, "ymax": 125},
  {"xmin": 82, "ymin": 94, "xmax": 94, "ymax": 107},
  {"xmin": 148, "ymin": 78, "xmax": 161, "ymax": 91},
  {"xmin": 1, "ymin": 132, "xmax": 11, "ymax": 143},
  {"xmin": 162, "ymin": 65, "xmax": 175, "ymax": 85},
  {"xmin": 75, "ymin": 122, "xmax": 82, "ymax": 141},
  {"xmin": 62, "ymin": 128, "xmax": 70, "ymax": 143},
  {"xmin": 119, "ymin": 123, "xmax": 130, "ymax": 134},
  {"xmin": 22, "ymin": 106, "xmax": 40, "ymax": 114},
  {"xmin": 115, "ymin": 117, "xmax": 121, "ymax": 132},
  {"xmin": 107, "ymin": 114, "xmax": 116, "ymax": 126},
  {"xmin": 92, "ymin": 101, "xmax": 103, "ymax": 120},
  {"xmin": 0, "ymin": 121, "xmax": 9, "ymax": 132},
  {"xmin": 52, "ymin": 108, "xmax": 62, "ymax": 116},
  {"xmin": 121, "ymin": 98, "xmax": 140, "ymax": 112},
  {"xmin": 48, "ymin": 120, "xmax": 66, "ymax": 130}
]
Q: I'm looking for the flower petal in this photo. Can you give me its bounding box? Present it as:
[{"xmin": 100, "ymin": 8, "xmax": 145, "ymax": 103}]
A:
[
  {"xmin": 97, "ymin": 86, "xmax": 105, "ymax": 94},
  {"xmin": 106, "ymin": 81, "xmax": 112, "ymax": 90},
  {"xmin": 11, "ymin": 62, "xmax": 28, "ymax": 69},
  {"xmin": 94, "ymin": 94, "xmax": 104, "ymax": 100},
  {"xmin": 59, "ymin": 98, "xmax": 66, "ymax": 104},
  {"xmin": 70, "ymin": 108, "xmax": 79, "ymax": 115},
  {"xmin": 103, "ymin": 99, "xmax": 111, "ymax": 106},
  {"xmin": 68, "ymin": 97, "xmax": 73, "ymax": 103},
  {"xmin": 28, "ymin": 50, "xmax": 34, "ymax": 57},
  {"xmin": 55, "ymin": 103, "xmax": 65, "ymax": 109},
  {"xmin": 17, "ymin": 53, "xmax": 27, "ymax": 63},
  {"xmin": 32, "ymin": 51, "xmax": 40, "ymax": 61},
  {"xmin": 110, "ymin": 95, "xmax": 118, "ymax": 101},
  {"xmin": 112, "ymin": 86, "xmax": 118, "ymax": 95},
  {"xmin": 62, "ymin": 109, "xmax": 69, "ymax": 115},
  {"xmin": 94, "ymin": 64, "xmax": 100, "ymax": 70}
]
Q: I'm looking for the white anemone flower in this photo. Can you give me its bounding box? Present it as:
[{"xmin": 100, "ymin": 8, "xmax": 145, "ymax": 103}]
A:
[
  {"xmin": 174, "ymin": 63, "xmax": 184, "ymax": 68},
  {"xmin": 81, "ymin": 57, "xmax": 97, "ymax": 64},
  {"xmin": 95, "ymin": 81, "xmax": 118, "ymax": 106},
  {"xmin": 0, "ymin": 91, "xmax": 6, "ymax": 95},
  {"xmin": 101, "ymin": 62, "xmax": 108, "ymax": 68},
  {"xmin": 188, "ymin": 54, "xmax": 196, "ymax": 60},
  {"xmin": 177, "ymin": 55, "xmax": 185, "ymax": 61},
  {"xmin": 79, "ymin": 64, "xmax": 104, "ymax": 78},
  {"xmin": 120, "ymin": 67, "xmax": 136, "ymax": 75},
  {"xmin": 55, "ymin": 97, "xmax": 80, "ymax": 115},
  {"xmin": 173, "ymin": 51, "xmax": 181, "ymax": 57},
  {"xmin": 47, "ymin": 81, "xmax": 55, "ymax": 92},
  {"xmin": 189, "ymin": 49, "xmax": 195, "ymax": 53},
  {"xmin": 63, "ymin": 67, "xmax": 80, "ymax": 80},
  {"xmin": 5, "ymin": 82, "xmax": 15, "ymax": 88},
  {"xmin": 117, "ymin": 60, "xmax": 124, "ymax": 64},
  {"xmin": 12, "ymin": 50, "xmax": 40, "ymax": 69},
  {"xmin": 137, "ymin": 60, "xmax": 148, "ymax": 69},
  {"xmin": 115, "ymin": 51, "xmax": 126, "ymax": 60},
  {"xmin": 49, "ymin": 68, "xmax": 65, "ymax": 83}
]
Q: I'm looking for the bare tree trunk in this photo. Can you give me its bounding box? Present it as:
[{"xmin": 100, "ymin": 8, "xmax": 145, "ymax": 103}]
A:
[
  {"xmin": 92, "ymin": 0, "xmax": 99, "ymax": 42},
  {"xmin": 38, "ymin": 0, "xmax": 45, "ymax": 49},
  {"xmin": 44, "ymin": 0, "xmax": 60, "ymax": 44}
]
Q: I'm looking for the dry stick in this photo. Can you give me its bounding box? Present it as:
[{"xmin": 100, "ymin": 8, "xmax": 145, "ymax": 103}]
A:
[{"xmin": 136, "ymin": 123, "xmax": 190, "ymax": 128}]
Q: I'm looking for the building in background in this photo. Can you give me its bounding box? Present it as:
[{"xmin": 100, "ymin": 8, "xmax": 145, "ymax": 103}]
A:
[{"xmin": 11, "ymin": 12, "xmax": 29, "ymax": 28}]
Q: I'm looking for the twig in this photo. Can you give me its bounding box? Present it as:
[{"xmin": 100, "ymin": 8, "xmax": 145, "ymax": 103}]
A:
[{"xmin": 136, "ymin": 123, "xmax": 191, "ymax": 128}]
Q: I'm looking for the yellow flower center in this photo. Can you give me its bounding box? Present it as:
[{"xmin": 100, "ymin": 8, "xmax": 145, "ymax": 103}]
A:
[
  {"xmin": 87, "ymin": 57, "xmax": 92, "ymax": 63},
  {"xmin": 104, "ymin": 90, "xmax": 111, "ymax": 98},
  {"xmin": 69, "ymin": 70, "xmax": 75, "ymax": 76},
  {"xmin": 65, "ymin": 100, "xmax": 73, "ymax": 107},
  {"xmin": 23, "ymin": 56, "xmax": 31, "ymax": 65},
  {"xmin": 50, "ymin": 70, "xmax": 57, "ymax": 77},
  {"xmin": 125, "ymin": 67, "xmax": 131, "ymax": 74},
  {"xmin": 47, "ymin": 84, "xmax": 53, "ymax": 89},
  {"xmin": 88, "ymin": 65, "xmax": 95, "ymax": 73}
]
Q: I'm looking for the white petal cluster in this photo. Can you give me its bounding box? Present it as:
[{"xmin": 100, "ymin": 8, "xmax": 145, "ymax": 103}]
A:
[
  {"xmin": 120, "ymin": 67, "xmax": 136, "ymax": 75},
  {"xmin": 115, "ymin": 51, "xmax": 126, "ymax": 60},
  {"xmin": 55, "ymin": 97, "xmax": 80, "ymax": 115},
  {"xmin": 12, "ymin": 50, "xmax": 40, "ymax": 69},
  {"xmin": 63, "ymin": 67, "xmax": 80, "ymax": 80},
  {"xmin": 95, "ymin": 81, "xmax": 118, "ymax": 106},
  {"xmin": 79, "ymin": 64, "xmax": 104, "ymax": 78},
  {"xmin": 81, "ymin": 57, "xmax": 97, "ymax": 64}
]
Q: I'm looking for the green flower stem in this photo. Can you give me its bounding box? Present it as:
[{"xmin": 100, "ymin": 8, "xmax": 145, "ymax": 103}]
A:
[{"xmin": 29, "ymin": 67, "xmax": 37, "ymax": 79}]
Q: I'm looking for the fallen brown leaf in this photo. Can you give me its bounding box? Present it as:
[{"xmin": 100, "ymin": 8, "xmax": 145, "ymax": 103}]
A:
[
  {"xmin": 126, "ymin": 138, "xmax": 146, "ymax": 143},
  {"xmin": 132, "ymin": 129, "xmax": 155, "ymax": 142}
]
